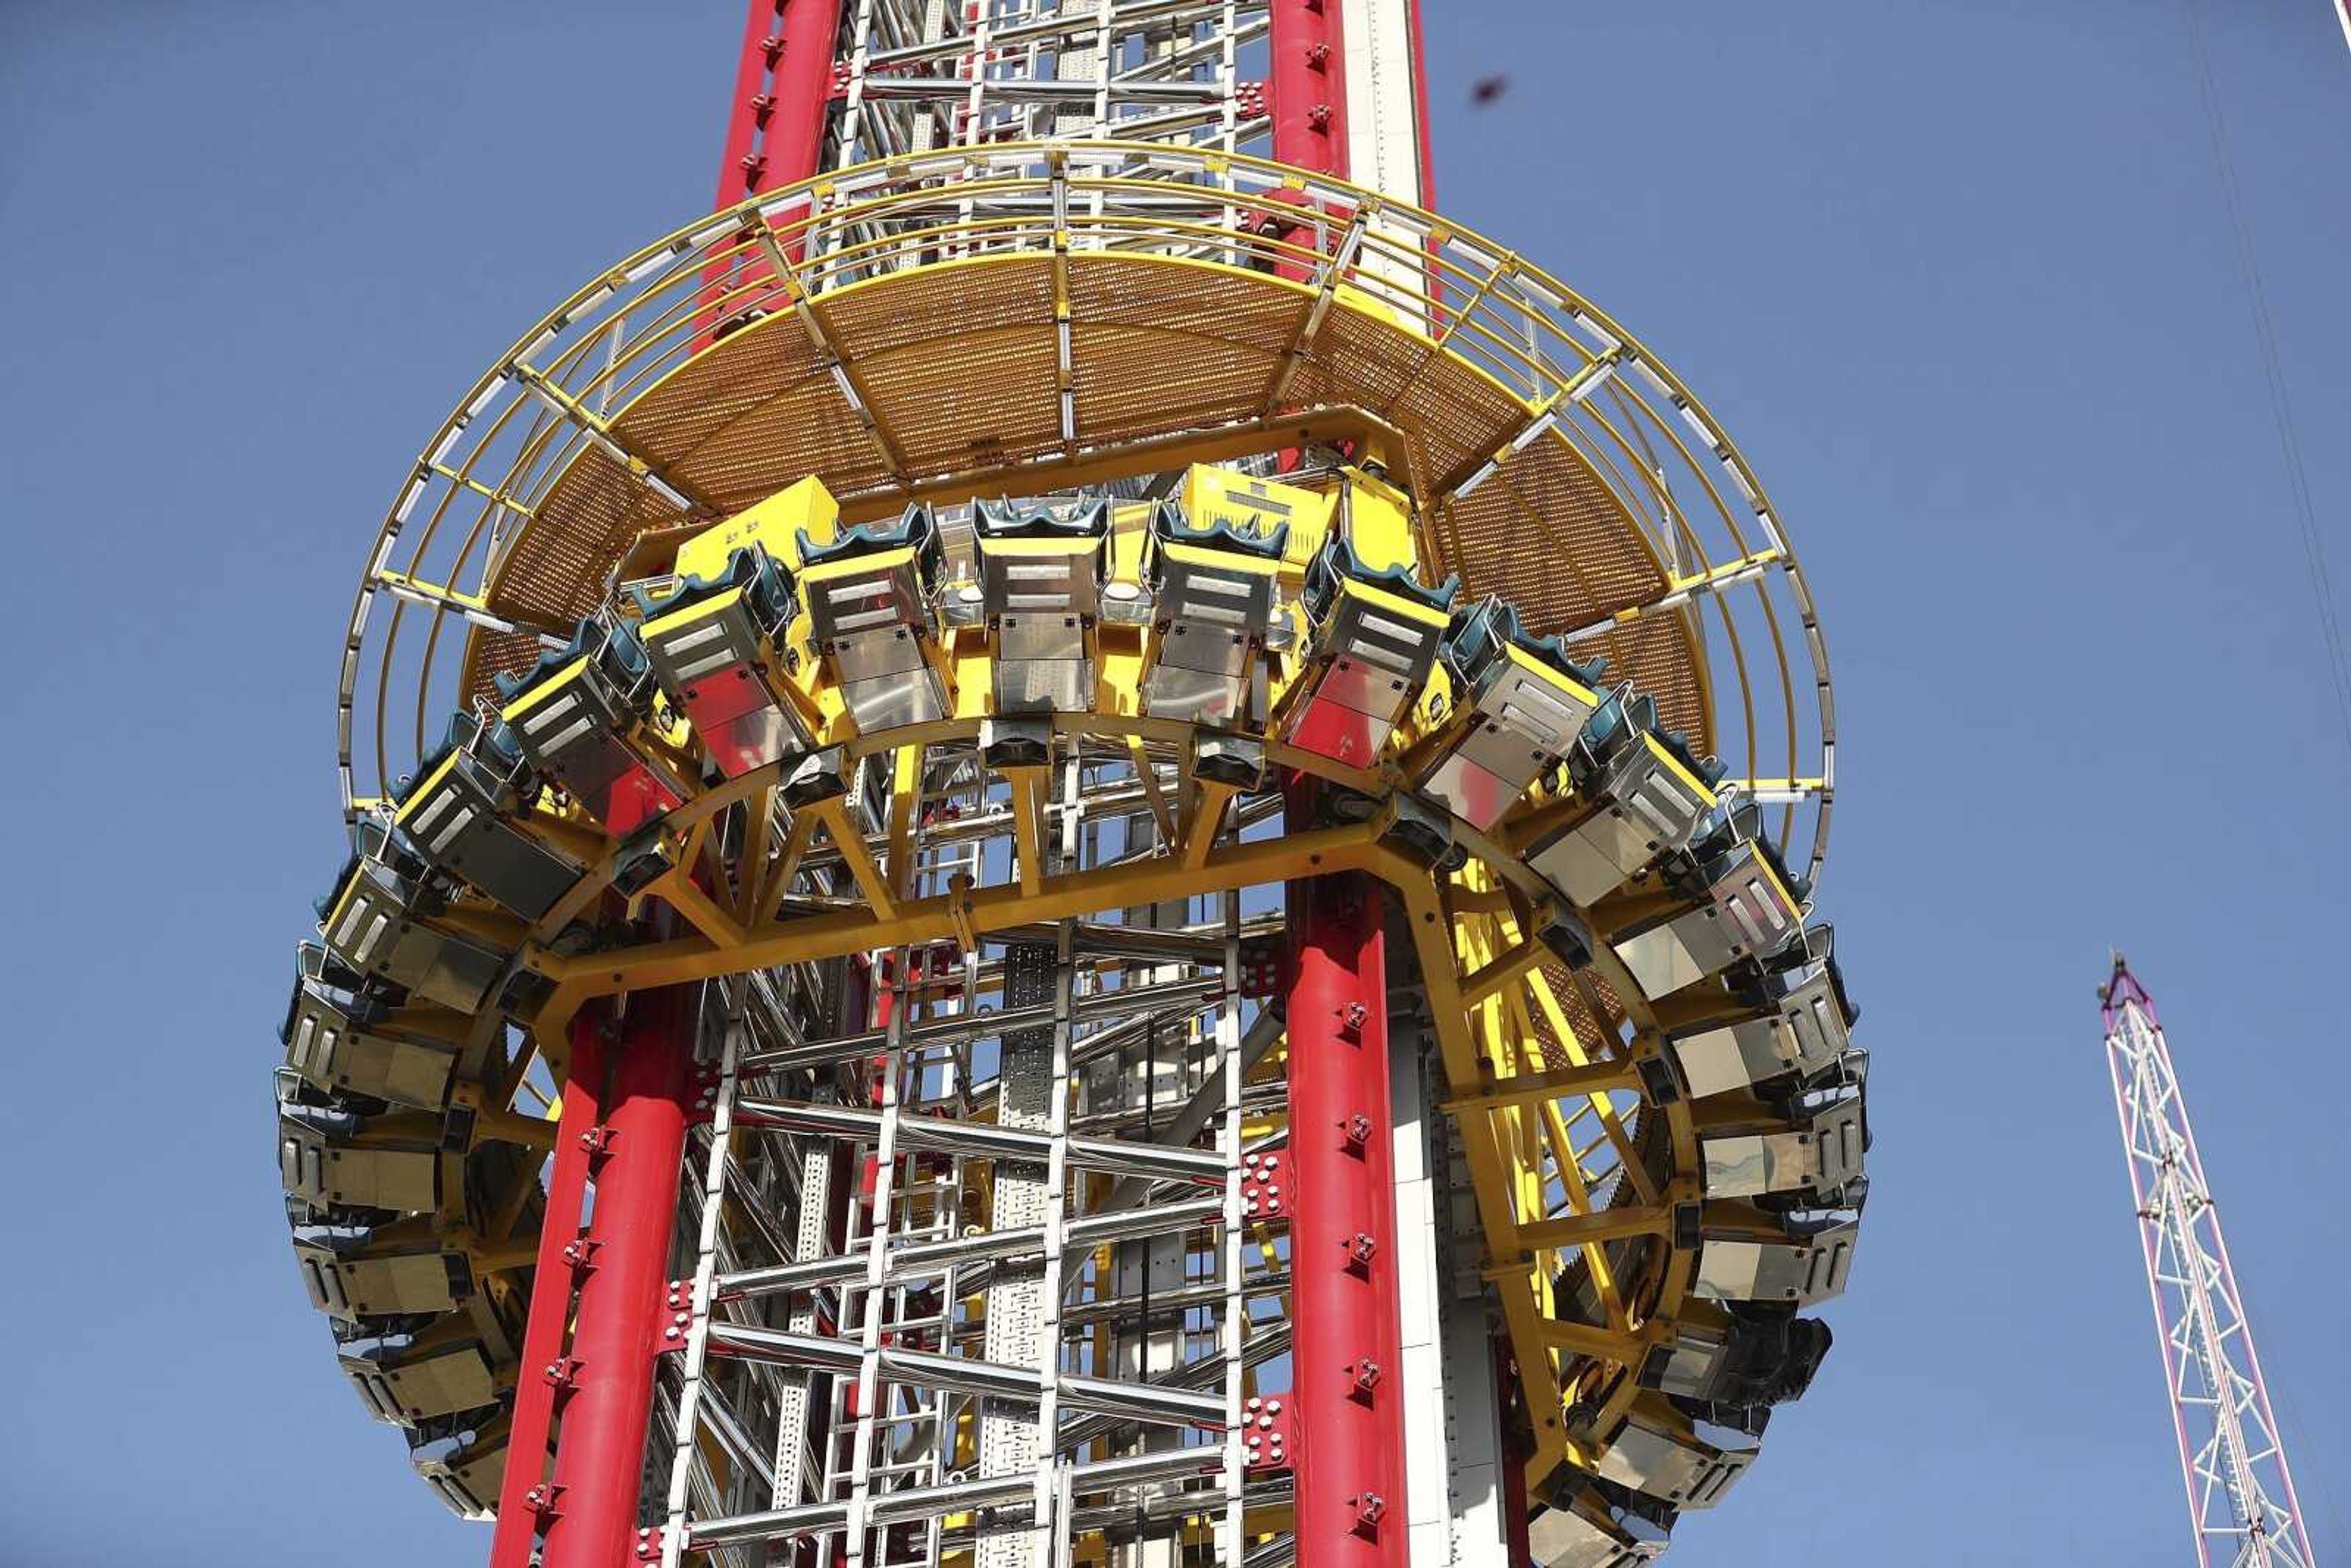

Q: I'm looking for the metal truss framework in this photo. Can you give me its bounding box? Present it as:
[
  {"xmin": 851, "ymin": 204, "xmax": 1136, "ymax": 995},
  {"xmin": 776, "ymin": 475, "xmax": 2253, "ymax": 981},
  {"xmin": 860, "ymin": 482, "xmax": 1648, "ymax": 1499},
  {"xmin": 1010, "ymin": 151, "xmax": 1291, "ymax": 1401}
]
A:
[
  {"xmin": 724, "ymin": 0, "xmax": 1272, "ymax": 207},
  {"xmin": 2101, "ymin": 961, "xmax": 2317, "ymax": 1568}
]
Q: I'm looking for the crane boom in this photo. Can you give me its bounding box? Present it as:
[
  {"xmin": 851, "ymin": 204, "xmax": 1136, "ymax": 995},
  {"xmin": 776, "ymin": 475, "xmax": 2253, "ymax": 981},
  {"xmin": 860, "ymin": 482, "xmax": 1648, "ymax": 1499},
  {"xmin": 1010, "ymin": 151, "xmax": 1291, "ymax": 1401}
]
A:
[{"xmin": 2100, "ymin": 959, "xmax": 2318, "ymax": 1568}]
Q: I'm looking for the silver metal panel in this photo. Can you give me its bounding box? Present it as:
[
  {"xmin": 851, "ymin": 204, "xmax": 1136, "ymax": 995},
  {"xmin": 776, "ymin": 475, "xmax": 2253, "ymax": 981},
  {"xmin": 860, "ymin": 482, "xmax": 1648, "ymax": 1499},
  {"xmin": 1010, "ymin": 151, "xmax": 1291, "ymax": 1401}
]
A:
[
  {"xmin": 279, "ymin": 1122, "xmax": 439, "ymax": 1212},
  {"xmin": 1701, "ymin": 1107, "xmax": 1853, "ymax": 1199},
  {"xmin": 412, "ymin": 1431, "xmax": 505, "ymax": 1520},
  {"xmin": 1473, "ymin": 661, "xmax": 1595, "ymax": 757},
  {"xmin": 301, "ymin": 1247, "xmax": 462, "ymax": 1319},
  {"xmin": 1528, "ymin": 808, "xmax": 1652, "ymax": 906},
  {"xmin": 806, "ymin": 563, "xmax": 928, "ymax": 642},
  {"xmin": 1610, "ymin": 743, "xmax": 1711, "ymax": 852},
  {"xmin": 1419, "ymin": 751, "xmax": 1522, "ymax": 832},
  {"xmin": 1667, "ymin": 1014, "xmax": 1795, "ymax": 1100},
  {"xmin": 1645, "ymin": 1324, "xmax": 1730, "ymax": 1402},
  {"xmin": 1159, "ymin": 560, "xmax": 1275, "ymax": 631},
  {"xmin": 1706, "ymin": 844, "xmax": 1801, "ymax": 958},
  {"xmin": 1780, "ymin": 969, "xmax": 1851, "ymax": 1071},
  {"xmin": 841, "ymin": 666, "xmax": 948, "ymax": 730},
  {"xmin": 996, "ymin": 656, "xmax": 1093, "ymax": 716},
  {"xmin": 1526, "ymin": 1506, "xmax": 1665, "ymax": 1568},
  {"xmin": 1142, "ymin": 664, "xmax": 1247, "ymax": 726},
  {"xmin": 831, "ymin": 625, "xmax": 930, "ymax": 685},
  {"xmin": 339, "ymin": 1339, "xmax": 497, "ymax": 1425},
  {"xmin": 1320, "ymin": 653, "xmax": 1418, "ymax": 720},
  {"xmin": 1453, "ymin": 718, "xmax": 1551, "ymax": 790},
  {"xmin": 699, "ymin": 702, "xmax": 806, "ymax": 778},
  {"xmin": 285, "ymin": 996, "xmax": 457, "ymax": 1109},
  {"xmin": 1693, "ymin": 1223, "xmax": 1856, "ymax": 1307},
  {"xmin": 1592, "ymin": 1416, "xmax": 1753, "ymax": 1509},
  {"xmin": 999, "ymin": 613, "xmax": 1088, "ymax": 665},
  {"xmin": 1613, "ymin": 909, "xmax": 1738, "ymax": 999},
  {"xmin": 403, "ymin": 765, "xmax": 583, "ymax": 922},
  {"xmin": 1156, "ymin": 620, "xmax": 1253, "ymax": 678}
]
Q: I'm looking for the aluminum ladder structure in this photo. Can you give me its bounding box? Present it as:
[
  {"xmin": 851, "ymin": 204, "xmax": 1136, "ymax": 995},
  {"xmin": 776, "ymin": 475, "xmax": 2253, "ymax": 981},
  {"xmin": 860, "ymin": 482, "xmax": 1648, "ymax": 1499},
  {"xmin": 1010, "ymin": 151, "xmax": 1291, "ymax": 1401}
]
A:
[{"xmin": 2100, "ymin": 959, "xmax": 2319, "ymax": 1568}]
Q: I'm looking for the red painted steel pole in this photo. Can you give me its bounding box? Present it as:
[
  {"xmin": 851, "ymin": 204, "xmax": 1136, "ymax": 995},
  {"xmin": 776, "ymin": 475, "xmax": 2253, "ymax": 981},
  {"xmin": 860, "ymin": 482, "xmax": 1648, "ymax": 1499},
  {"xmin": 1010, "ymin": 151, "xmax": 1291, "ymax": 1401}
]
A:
[
  {"xmin": 715, "ymin": 0, "xmax": 847, "ymax": 208},
  {"xmin": 487, "ymin": 1015, "xmax": 605, "ymax": 1568},
  {"xmin": 1285, "ymin": 868, "xmax": 1409, "ymax": 1568},
  {"xmin": 1269, "ymin": 0, "xmax": 1349, "ymax": 177},
  {"xmin": 539, "ymin": 985, "xmax": 699, "ymax": 1568}
]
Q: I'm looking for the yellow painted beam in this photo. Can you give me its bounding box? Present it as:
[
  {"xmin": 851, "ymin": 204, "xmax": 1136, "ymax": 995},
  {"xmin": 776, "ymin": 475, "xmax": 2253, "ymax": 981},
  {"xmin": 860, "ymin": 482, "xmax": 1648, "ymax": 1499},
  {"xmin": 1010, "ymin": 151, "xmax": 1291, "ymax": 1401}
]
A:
[
  {"xmin": 809, "ymin": 797, "xmax": 897, "ymax": 920},
  {"xmin": 1179, "ymin": 779, "xmax": 1235, "ymax": 871},
  {"xmin": 1461, "ymin": 933, "xmax": 1550, "ymax": 1008},
  {"xmin": 1512, "ymin": 1206, "xmax": 1672, "ymax": 1255},
  {"xmin": 1444, "ymin": 1060, "xmax": 1641, "ymax": 1113},
  {"xmin": 539, "ymin": 820, "xmax": 1382, "ymax": 1007},
  {"xmin": 1007, "ymin": 765, "xmax": 1048, "ymax": 895}
]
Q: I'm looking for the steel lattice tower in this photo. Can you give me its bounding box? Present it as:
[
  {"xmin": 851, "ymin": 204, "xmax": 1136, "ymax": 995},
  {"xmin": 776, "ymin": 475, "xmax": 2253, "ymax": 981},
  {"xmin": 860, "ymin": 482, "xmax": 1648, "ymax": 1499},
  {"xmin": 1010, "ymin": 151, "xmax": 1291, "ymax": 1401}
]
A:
[{"xmin": 2100, "ymin": 959, "xmax": 2318, "ymax": 1568}]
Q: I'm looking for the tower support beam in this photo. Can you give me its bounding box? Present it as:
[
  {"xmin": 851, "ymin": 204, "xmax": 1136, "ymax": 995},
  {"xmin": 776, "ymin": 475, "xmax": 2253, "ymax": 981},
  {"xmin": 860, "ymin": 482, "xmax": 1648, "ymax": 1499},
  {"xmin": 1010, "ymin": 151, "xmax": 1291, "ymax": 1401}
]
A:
[
  {"xmin": 540, "ymin": 986, "xmax": 700, "ymax": 1568},
  {"xmin": 488, "ymin": 1016, "xmax": 606, "ymax": 1568},
  {"xmin": 1270, "ymin": 0, "xmax": 1349, "ymax": 175},
  {"xmin": 1286, "ymin": 868, "xmax": 1408, "ymax": 1568},
  {"xmin": 718, "ymin": 0, "xmax": 847, "ymax": 207}
]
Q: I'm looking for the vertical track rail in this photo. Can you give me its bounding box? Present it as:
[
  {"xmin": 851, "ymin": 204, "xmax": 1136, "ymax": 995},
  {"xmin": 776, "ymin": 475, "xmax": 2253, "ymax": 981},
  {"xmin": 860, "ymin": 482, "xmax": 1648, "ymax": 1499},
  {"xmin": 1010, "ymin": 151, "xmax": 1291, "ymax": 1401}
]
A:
[
  {"xmin": 542, "ymin": 986, "xmax": 701, "ymax": 1568},
  {"xmin": 1284, "ymin": 869, "xmax": 1406, "ymax": 1568},
  {"xmin": 489, "ymin": 1017, "xmax": 606, "ymax": 1568}
]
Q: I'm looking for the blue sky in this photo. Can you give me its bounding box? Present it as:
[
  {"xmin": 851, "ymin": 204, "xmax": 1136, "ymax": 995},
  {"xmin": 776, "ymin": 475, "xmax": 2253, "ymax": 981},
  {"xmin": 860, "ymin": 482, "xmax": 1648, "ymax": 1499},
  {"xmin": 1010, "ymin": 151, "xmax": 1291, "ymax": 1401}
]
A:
[{"xmin": 2, "ymin": 2, "xmax": 2346, "ymax": 1563}]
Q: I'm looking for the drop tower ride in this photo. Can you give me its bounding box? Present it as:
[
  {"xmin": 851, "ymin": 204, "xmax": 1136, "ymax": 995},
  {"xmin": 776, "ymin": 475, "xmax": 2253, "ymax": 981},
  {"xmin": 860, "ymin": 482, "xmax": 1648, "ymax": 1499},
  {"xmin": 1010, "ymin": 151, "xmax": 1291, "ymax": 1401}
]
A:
[{"xmin": 273, "ymin": 6, "xmax": 1867, "ymax": 1566}]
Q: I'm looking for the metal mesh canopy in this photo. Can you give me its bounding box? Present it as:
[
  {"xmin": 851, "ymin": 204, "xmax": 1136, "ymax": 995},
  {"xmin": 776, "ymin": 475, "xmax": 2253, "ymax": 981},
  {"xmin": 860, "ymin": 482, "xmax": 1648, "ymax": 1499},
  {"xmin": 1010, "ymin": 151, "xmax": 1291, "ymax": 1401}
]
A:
[{"xmin": 345, "ymin": 141, "xmax": 1834, "ymax": 884}]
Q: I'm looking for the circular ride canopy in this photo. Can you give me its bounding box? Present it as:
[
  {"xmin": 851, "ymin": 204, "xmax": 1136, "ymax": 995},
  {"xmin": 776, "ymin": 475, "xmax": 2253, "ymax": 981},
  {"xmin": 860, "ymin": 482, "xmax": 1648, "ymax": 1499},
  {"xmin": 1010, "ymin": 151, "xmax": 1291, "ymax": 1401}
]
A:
[{"xmin": 279, "ymin": 143, "xmax": 1861, "ymax": 1565}]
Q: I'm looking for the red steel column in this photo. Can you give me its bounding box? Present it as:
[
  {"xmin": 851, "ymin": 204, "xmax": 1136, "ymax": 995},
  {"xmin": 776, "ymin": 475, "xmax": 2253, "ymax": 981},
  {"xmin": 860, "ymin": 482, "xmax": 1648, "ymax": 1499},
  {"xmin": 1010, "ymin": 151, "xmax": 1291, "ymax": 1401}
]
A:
[
  {"xmin": 1285, "ymin": 866, "xmax": 1409, "ymax": 1568},
  {"xmin": 489, "ymin": 1015, "xmax": 605, "ymax": 1568},
  {"xmin": 716, "ymin": 0, "xmax": 847, "ymax": 208},
  {"xmin": 1269, "ymin": 0, "xmax": 1349, "ymax": 176},
  {"xmin": 539, "ymin": 985, "xmax": 699, "ymax": 1568}
]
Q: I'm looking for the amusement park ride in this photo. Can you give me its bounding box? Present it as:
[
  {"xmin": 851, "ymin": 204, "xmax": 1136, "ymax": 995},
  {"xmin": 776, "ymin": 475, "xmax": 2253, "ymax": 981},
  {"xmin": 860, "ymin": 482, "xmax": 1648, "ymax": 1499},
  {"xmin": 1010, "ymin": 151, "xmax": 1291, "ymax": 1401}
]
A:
[{"xmin": 273, "ymin": 4, "xmax": 1870, "ymax": 1565}]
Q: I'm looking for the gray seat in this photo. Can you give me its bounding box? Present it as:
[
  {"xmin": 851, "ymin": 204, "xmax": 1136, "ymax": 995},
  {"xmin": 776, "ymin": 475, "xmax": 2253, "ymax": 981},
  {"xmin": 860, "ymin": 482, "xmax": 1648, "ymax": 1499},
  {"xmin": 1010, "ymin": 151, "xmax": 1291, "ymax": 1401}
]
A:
[
  {"xmin": 1612, "ymin": 835, "xmax": 1805, "ymax": 999},
  {"xmin": 798, "ymin": 505, "xmax": 947, "ymax": 730},
  {"xmin": 1415, "ymin": 597, "xmax": 1602, "ymax": 830},
  {"xmin": 637, "ymin": 544, "xmax": 812, "ymax": 779},
  {"xmin": 1527, "ymin": 712, "xmax": 1721, "ymax": 906},
  {"xmin": 1643, "ymin": 1313, "xmax": 1831, "ymax": 1431},
  {"xmin": 1142, "ymin": 499, "xmax": 1285, "ymax": 726},
  {"xmin": 1698, "ymin": 1097, "xmax": 1866, "ymax": 1203},
  {"xmin": 1691, "ymin": 1218, "xmax": 1858, "ymax": 1307},
  {"xmin": 277, "ymin": 1077, "xmax": 446, "ymax": 1215},
  {"xmin": 317, "ymin": 850, "xmax": 511, "ymax": 1015},
  {"xmin": 1281, "ymin": 532, "xmax": 1456, "ymax": 768},
  {"xmin": 392, "ymin": 719, "xmax": 586, "ymax": 922},
  {"xmin": 1526, "ymin": 1503, "xmax": 1668, "ymax": 1567},
  {"xmin": 1590, "ymin": 1400, "xmax": 1756, "ymax": 1510},
  {"xmin": 293, "ymin": 1217, "xmax": 472, "ymax": 1322},
  {"xmin": 410, "ymin": 1412, "xmax": 511, "ymax": 1519},
  {"xmin": 974, "ymin": 497, "xmax": 1109, "ymax": 714},
  {"xmin": 339, "ymin": 1317, "xmax": 502, "ymax": 1427},
  {"xmin": 498, "ymin": 619, "xmax": 683, "ymax": 829},
  {"xmin": 281, "ymin": 943, "xmax": 464, "ymax": 1108},
  {"xmin": 1666, "ymin": 963, "xmax": 1851, "ymax": 1098}
]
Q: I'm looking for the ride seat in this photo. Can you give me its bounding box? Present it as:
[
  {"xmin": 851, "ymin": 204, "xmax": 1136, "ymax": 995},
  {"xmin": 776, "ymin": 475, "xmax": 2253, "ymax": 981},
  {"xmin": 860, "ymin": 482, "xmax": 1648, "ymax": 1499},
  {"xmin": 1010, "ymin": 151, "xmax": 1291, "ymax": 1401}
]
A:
[
  {"xmin": 1415, "ymin": 598, "xmax": 1602, "ymax": 830},
  {"xmin": 281, "ymin": 942, "xmax": 464, "ymax": 1108}
]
